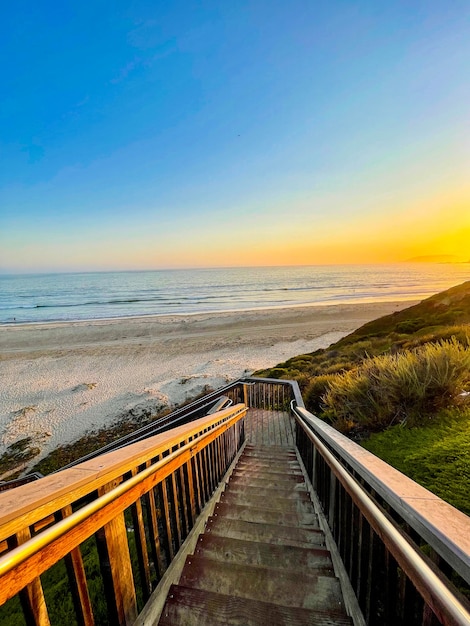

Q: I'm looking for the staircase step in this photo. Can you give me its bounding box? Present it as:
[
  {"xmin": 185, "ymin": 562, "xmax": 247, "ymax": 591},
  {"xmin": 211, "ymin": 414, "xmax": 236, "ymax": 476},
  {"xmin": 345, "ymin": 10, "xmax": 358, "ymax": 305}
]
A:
[
  {"xmin": 237, "ymin": 459, "xmax": 302, "ymax": 473},
  {"xmin": 242, "ymin": 454, "xmax": 298, "ymax": 463},
  {"xmin": 225, "ymin": 483, "xmax": 311, "ymax": 500},
  {"xmin": 221, "ymin": 488, "xmax": 312, "ymax": 508},
  {"xmin": 213, "ymin": 502, "xmax": 318, "ymax": 528},
  {"xmin": 156, "ymin": 443, "xmax": 351, "ymax": 626},
  {"xmin": 230, "ymin": 471, "xmax": 305, "ymax": 487},
  {"xmin": 205, "ymin": 515, "xmax": 326, "ymax": 548},
  {"xmin": 244, "ymin": 444, "xmax": 297, "ymax": 455},
  {"xmin": 244, "ymin": 444, "xmax": 297, "ymax": 452},
  {"xmin": 158, "ymin": 585, "xmax": 353, "ymax": 626},
  {"xmin": 178, "ymin": 555, "xmax": 345, "ymax": 611},
  {"xmin": 233, "ymin": 466, "xmax": 303, "ymax": 477},
  {"xmin": 241, "ymin": 455, "xmax": 299, "ymax": 464},
  {"xmin": 236, "ymin": 462, "xmax": 302, "ymax": 474},
  {"xmin": 194, "ymin": 533, "xmax": 334, "ymax": 571}
]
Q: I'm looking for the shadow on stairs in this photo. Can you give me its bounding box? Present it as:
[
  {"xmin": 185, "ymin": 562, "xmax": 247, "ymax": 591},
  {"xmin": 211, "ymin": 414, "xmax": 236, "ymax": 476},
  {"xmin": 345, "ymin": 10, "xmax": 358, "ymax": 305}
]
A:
[{"xmin": 156, "ymin": 443, "xmax": 352, "ymax": 625}]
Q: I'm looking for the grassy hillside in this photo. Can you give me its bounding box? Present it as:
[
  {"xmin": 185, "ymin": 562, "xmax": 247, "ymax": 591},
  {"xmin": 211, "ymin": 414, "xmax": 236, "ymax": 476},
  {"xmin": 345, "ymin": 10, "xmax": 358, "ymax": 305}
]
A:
[
  {"xmin": 256, "ymin": 280, "xmax": 470, "ymax": 513},
  {"xmin": 257, "ymin": 280, "xmax": 470, "ymax": 387}
]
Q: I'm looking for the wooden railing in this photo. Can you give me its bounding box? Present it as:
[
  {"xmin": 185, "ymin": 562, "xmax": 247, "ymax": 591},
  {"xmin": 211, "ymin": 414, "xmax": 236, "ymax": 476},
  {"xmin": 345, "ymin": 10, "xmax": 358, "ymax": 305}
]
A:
[
  {"xmin": 0, "ymin": 404, "xmax": 246, "ymax": 626},
  {"xmin": 292, "ymin": 401, "xmax": 470, "ymax": 626},
  {"xmin": 1, "ymin": 376, "xmax": 469, "ymax": 626}
]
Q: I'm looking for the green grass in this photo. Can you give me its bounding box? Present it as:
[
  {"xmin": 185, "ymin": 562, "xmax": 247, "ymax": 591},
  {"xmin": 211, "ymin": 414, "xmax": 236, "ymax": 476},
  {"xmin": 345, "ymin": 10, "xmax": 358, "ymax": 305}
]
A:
[{"xmin": 362, "ymin": 407, "xmax": 470, "ymax": 516}]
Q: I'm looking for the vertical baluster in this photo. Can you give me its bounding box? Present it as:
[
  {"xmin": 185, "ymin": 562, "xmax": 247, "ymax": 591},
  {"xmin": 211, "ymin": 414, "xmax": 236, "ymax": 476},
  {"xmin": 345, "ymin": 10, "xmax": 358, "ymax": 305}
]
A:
[
  {"xmin": 348, "ymin": 502, "xmax": 358, "ymax": 586},
  {"xmin": 129, "ymin": 472, "xmax": 152, "ymax": 602},
  {"xmin": 215, "ymin": 435, "xmax": 221, "ymax": 485},
  {"xmin": 365, "ymin": 527, "xmax": 387, "ymax": 626},
  {"xmin": 340, "ymin": 486, "xmax": 350, "ymax": 562},
  {"xmin": 191, "ymin": 450, "xmax": 202, "ymax": 516},
  {"xmin": 198, "ymin": 444, "xmax": 208, "ymax": 505},
  {"xmin": 216, "ymin": 435, "xmax": 223, "ymax": 482},
  {"xmin": 16, "ymin": 528, "xmax": 51, "ymax": 626},
  {"xmin": 160, "ymin": 477, "xmax": 175, "ymax": 561},
  {"xmin": 337, "ymin": 483, "xmax": 344, "ymax": 555},
  {"xmin": 60, "ymin": 505, "xmax": 95, "ymax": 626},
  {"xmin": 185, "ymin": 439, "xmax": 197, "ymax": 525},
  {"xmin": 177, "ymin": 455, "xmax": 190, "ymax": 538},
  {"xmin": 222, "ymin": 429, "xmax": 228, "ymax": 470},
  {"xmin": 170, "ymin": 468, "xmax": 182, "ymax": 551},
  {"xmin": 275, "ymin": 388, "xmax": 280, "ymax": 443},
  {"xmin": 322, "ymin": 456, "xmax": 330, "ymax": 514},
  {"xmin": 363, "ymin": 523, "xmax": 375, "ymax": 624},
  {"xmin": 144, "ymin": 485, "xmax": 164, "ymax": 579},
  {"xmin": 202, "ymin": 437, "xmax": 211, "ymax": 498},
  {"xmin": 328, "ymin": 471, "xmax": 337, "ymax": 531},
  {"xmin": 382, "ymin": 549, "xmax": 399, "ymax": 626},
  {"xmin": 397, "ymin": 570, "xmax": 419, "ymax": 626},
  {"xmin": 210, "ymin": 438, "xmax": 217, "ymax": 491},
  {"xmin": 311, "ymin": 444, "xmax": 318, "ymax": 491},
  {"xmin": 356, "ymin": 514, "xmax": 367, "ymax": 607},
  {"xmin": 422, "ymin": 603, "xmax": 440, "ymax": 626},
  {"xmin": 212, "ymin": 435, "xmax": 219, "ymax": 484}
]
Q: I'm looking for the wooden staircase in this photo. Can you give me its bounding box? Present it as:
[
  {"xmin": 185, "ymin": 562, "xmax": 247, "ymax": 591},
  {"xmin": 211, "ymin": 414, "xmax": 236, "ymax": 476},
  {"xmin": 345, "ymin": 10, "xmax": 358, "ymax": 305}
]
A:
[{"xmin": 157, "ymin": 443, "xmax": 352, "ymax": 625}]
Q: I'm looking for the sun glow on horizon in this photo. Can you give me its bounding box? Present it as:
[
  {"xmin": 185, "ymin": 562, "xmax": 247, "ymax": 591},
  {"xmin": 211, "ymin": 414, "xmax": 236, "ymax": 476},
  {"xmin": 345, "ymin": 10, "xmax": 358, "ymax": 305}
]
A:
[{"xmin": 1, "ymin": 3, "xmax": 469, "ymax": 274}]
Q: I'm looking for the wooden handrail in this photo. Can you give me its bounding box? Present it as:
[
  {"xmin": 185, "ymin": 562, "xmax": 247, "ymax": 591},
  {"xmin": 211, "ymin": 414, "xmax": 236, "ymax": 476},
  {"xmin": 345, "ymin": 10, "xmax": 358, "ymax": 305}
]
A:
[
  {"xmin": 0, "ymin": 404, "xmax": 245, "ymax": 541},
  {"xmin": 0, "ymin": 403, "xmax": 247, "ymax": 624},
  {"xmin": 295, "ymin": 413, "xmax": 470, "ymax": 626},
  {"xmin": 293, "ymin": 405, "xmax": 470, "ymax": 583},
  {"xmin": 292, "ymin": 403, "xmax": 470, "ymax": 626}
]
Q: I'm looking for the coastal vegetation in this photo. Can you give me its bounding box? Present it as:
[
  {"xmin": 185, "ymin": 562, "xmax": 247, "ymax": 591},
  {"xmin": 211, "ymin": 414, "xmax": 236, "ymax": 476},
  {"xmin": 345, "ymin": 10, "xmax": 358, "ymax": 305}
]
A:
[
  {"xmin": 256, "ymin": 280, "xmax": 470, "ymax": 514},
  {"xmin": 0, "ymin": 284, "xmax": 469, "ymax": 624}
]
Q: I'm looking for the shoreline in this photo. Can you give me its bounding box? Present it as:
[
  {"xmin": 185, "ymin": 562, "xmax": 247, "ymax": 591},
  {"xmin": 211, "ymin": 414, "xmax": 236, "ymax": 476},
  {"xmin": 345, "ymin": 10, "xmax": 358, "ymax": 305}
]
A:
[
  {"xmin": 0, "ymin": 293, "xmax": 427, "ymax": 328},
  {"xmin": 0, "ymin": 299, "xmax": 417, "ymax": 473}
]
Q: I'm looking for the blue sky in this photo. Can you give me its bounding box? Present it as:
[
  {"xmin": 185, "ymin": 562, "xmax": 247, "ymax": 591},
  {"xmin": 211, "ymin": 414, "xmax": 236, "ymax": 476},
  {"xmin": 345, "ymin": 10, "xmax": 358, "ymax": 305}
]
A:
[{"xmin": 1, "ymin": 1, "xmax": 469, "ymax": 272}]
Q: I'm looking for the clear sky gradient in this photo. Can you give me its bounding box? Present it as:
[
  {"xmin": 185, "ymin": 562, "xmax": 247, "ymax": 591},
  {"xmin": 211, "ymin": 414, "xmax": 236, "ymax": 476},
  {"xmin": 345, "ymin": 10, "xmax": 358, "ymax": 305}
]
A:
[{"xmin": 1, "ymin": 1, "xmax": 469, "ymax": 272}]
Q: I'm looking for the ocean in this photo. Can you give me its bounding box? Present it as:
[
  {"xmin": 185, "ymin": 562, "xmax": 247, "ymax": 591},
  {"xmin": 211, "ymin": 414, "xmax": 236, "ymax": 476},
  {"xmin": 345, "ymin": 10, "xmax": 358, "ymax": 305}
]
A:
[{"xmin": 1, "ymin": 264, "xmax": 469, "ymax": 325}]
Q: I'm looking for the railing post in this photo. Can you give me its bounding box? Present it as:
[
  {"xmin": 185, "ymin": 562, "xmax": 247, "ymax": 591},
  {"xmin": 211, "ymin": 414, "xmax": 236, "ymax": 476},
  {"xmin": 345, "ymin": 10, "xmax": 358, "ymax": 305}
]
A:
[
  {"xmin": 15, "ymin": 529, "xmax": 51, "ymax": 626},
  {"xmin": 243, "ymin": 383, "xmax": 249, "ymax": 408},
  {"xmin": 328, "ymin": 471, "xmax": 337, "ymax": 529},
  {"xmin": 96, "ymin": 482, "xmax": 138, "ymax": 626}
]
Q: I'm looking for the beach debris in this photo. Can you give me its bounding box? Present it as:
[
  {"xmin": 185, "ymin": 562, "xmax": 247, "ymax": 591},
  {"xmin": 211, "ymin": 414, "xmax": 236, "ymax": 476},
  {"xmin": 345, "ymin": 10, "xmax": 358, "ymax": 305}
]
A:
[
  {"xmin": 11, "ymin": 405, "xmax": 38, "ymax": 418},
  {"xmin": 73, "ymin": 382, "xmax": 98, "ymax": 392}
]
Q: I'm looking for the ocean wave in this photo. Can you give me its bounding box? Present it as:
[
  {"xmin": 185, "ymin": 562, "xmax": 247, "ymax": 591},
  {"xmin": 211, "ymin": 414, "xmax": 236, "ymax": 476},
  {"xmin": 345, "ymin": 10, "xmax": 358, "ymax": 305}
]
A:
[{"xmin": 1, "ymin": 265, "xmax": 469, "ymax": 324}]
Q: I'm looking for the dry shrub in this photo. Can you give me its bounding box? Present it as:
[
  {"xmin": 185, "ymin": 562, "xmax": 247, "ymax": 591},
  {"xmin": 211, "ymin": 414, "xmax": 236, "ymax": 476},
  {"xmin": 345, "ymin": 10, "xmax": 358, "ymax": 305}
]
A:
[
  {"xmin": 323, "ymin": 338, "xmax": 470, "ymax": 432},
  {"xmin": 304, "ymin": 374, "xmax": 338, "ymax": 415}
]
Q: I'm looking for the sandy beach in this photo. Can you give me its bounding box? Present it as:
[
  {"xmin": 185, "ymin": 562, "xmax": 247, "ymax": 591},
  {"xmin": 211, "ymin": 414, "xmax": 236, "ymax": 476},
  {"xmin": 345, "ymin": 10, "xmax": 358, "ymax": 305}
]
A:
[{"xmin": 0, "ymin": 300, "xmax": 415, "ymax": 470}]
